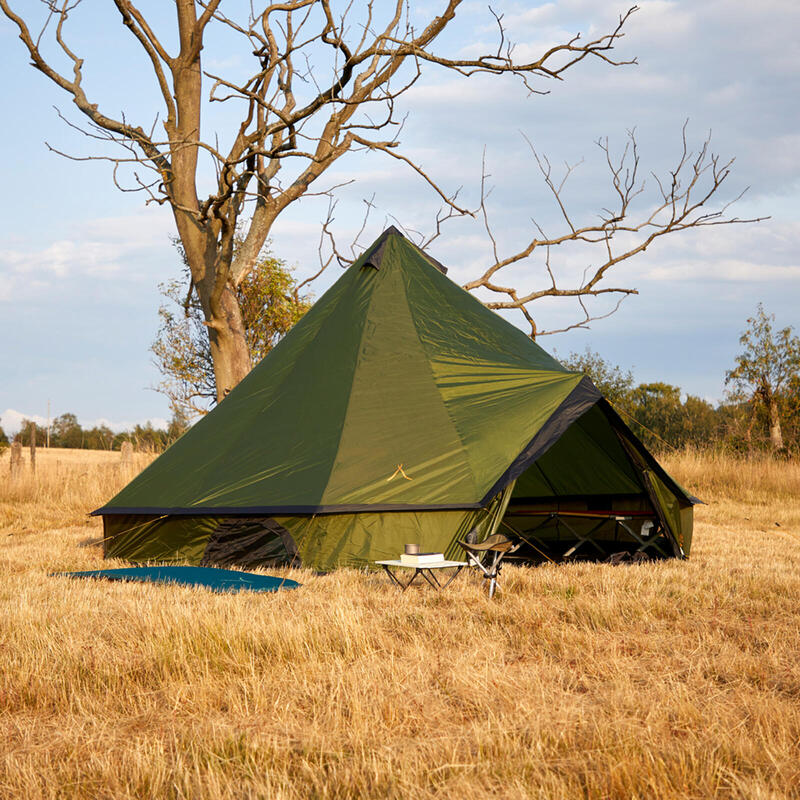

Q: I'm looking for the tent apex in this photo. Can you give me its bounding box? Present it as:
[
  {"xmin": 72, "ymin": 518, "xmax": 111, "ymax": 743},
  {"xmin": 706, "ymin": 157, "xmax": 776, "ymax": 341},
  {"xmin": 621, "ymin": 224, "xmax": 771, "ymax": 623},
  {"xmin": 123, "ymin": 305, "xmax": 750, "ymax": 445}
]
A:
[{"xmin": 362, "ymin": 225, "xmax": 448, "ymax": 275}]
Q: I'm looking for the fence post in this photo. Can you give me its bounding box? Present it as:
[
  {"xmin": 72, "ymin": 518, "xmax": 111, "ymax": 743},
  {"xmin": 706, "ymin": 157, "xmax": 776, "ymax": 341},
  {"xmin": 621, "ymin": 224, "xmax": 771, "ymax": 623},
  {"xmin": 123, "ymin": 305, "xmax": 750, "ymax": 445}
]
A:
[
  {"xmin": 10, "ymin": 441, "xmax": 22, "ymax": 478},
  {"xmin": 29, "ymin": 422, "xmax": 36, "ymax": 474}
]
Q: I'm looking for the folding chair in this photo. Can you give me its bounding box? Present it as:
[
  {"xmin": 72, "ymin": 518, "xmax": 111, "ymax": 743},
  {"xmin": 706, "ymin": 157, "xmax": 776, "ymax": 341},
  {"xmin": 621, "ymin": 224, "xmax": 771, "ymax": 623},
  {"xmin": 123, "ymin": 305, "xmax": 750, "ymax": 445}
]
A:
[{"xmin": 458, "ymin": 532, "xmax": 520, "ymax": 599}]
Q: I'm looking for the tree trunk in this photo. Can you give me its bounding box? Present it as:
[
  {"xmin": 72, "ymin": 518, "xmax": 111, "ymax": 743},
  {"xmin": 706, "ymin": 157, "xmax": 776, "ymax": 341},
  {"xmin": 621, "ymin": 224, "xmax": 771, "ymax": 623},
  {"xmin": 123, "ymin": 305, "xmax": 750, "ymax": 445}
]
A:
[
  {"xmin": 767, "ymin": 398, "xmax": 784, "ymax": 450},
  {"xmin": 745, "ymin": 403, "xmax": 756, "ymax": 444},
  {"xmin": 29, "ymin": 421, "xmax": 36, "ymax": 474},
  {"xmin": 206, "ymin": 282, "xmax": 252, "ymax": 402},
  {"xmin": 177, "ymin": 216, "xmax": 257, "ymax": 404}
]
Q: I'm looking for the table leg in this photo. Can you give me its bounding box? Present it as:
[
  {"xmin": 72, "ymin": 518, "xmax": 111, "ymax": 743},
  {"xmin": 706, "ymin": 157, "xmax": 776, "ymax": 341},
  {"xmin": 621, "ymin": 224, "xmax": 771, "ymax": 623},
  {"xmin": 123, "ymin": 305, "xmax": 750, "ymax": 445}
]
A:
[
  {"xmin": 420, "ymin": 569, "xmax": 441, "ymax": 589},
  {"xmin": 439, "ymin": 565, "xmax": 464, "ymax": 589},
  {"xmin": 381, "ymin": 564, "xmax": 406, "ymax": 590},
  {"xmin": 381, "ymin": 564, "xmax": 467, "ymax": 591},
  {"xmin": 406, "ymin": 569, "xmax": 423, "ymax": 589},
  {"xmin": 382, "ymin": 564, "xmax": 423, "ymax": 591}
]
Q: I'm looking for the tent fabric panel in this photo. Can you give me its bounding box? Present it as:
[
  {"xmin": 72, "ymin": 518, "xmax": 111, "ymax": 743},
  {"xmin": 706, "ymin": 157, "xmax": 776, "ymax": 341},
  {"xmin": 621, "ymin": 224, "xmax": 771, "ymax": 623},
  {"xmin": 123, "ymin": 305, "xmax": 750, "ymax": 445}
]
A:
[
  {"xmin": 401, "ymin": 241, "xmax": 568, "ymax": 373},
  {"xmin": 595, "ymin": 401, "xmax": 693, "ymax": 555},
  {"xmin": 646, "ymin": 469, "xmax": 693, "ymax": 555},
  {"xmin": 570, "ymin": 403, "xmax": 645, "ymax": 483},
  {"xmin": 97, "ymin": 263, "xmax": 369, "ymax": 512},
  {"xmin": 439, "ymin": 365, "xmax": 583, "ymax": 501},
  {"xmin": 320, "ymin": 249, "xmax": 477, "ymax": 505},
  {"xmin": 402, "ymin": 242, "xmax": 583, "ymax": 496},
  {"xmin": 479, "ymin": 376, "xmax": 601, "ymax": 503},
  {"xmin": 104, "ymin": 510, "xmax": 489, "ymax": 572},
  {"xmin": 679, "ymin": 504, "xmax": 694, "ymax": 555},
  {"xmin": 103, "ymin": 515, "xmax": 218, "ymax": 564},
  {"xmin": 189, "ymin": 269, "xmax": 376, "ymax": 508},
  {"xmin": 598, "ymin": 400, "xmax": 699, "ymax": 505},
  {"xmin": 277, "ymin": 508, "xmax": 494, "ymax": 571}
]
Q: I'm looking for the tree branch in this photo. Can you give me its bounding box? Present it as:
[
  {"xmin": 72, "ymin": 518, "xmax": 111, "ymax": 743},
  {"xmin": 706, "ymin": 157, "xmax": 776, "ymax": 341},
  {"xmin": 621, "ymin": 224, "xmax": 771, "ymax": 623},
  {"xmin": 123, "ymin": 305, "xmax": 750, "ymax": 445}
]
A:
[{"xmin": 463, "ymin": 126, "xmax": 768, "ymax": 337}]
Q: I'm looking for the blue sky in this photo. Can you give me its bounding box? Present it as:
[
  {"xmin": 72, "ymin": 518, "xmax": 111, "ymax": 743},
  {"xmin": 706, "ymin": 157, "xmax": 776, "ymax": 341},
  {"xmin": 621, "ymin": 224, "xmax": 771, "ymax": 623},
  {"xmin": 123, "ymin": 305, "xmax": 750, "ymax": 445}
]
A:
[{"xmin": 1, "ymin": 0, "xmax": 798, "ymax": 434}]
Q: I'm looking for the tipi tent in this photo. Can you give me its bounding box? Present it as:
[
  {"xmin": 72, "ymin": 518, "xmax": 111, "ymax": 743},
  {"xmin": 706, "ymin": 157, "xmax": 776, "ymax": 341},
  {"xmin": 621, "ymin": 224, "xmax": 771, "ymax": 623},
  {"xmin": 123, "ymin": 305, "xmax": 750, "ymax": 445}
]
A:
[{"xmin": 94, "ymin": 227, "xmax": 696, "ymax": 570}]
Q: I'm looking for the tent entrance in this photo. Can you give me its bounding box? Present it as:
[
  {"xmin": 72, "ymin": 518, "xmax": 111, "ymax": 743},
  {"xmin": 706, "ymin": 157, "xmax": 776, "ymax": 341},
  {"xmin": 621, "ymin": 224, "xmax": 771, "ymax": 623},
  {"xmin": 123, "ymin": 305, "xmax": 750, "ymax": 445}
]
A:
[
  {"xmin": 497, "ymin": 404, "xmax": 676, "ymax": 563},
  {"xmin": 200, "ymin": 517, "xmax": 301, "ymax": 568}
]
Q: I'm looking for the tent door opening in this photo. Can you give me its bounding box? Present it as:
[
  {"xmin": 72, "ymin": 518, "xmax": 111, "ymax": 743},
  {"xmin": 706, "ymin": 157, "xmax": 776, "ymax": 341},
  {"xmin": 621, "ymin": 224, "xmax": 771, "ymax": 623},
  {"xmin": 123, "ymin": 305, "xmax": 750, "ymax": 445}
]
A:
[{"xmin": 496, "ymin": 403, "xmax": 676, "ymax": 563}]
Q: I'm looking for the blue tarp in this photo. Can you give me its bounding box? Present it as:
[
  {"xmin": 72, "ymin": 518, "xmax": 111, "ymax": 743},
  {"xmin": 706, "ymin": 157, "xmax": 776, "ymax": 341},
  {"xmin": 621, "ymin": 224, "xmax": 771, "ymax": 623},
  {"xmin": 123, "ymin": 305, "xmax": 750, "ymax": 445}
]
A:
[{"xmin": 55, "ymin": 565, "xmax": 301, "ymax": 593}]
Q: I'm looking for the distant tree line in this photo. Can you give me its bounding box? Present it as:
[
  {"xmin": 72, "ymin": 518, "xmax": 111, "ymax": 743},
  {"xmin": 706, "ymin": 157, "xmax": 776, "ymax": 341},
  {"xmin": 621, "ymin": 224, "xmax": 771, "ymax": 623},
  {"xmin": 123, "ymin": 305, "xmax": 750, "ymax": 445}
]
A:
[
  {"xmin": 563, "ymin": 305, "xmax": 800, "ymax": 456},
  {"xmin": 2, "ymin": 411, "xmax": 189, "ymax": 453}
]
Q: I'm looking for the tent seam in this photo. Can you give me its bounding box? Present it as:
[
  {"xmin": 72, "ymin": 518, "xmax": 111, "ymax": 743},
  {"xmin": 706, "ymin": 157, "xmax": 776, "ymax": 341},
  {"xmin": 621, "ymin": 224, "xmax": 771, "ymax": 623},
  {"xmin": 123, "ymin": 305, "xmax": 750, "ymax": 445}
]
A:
[
  {"xmin": 402, "ymin": 251, "xmax": 481, "ymax": 500},
  {"xmin": 316, "ymin": 262, "xmax": 385, "ymax": 506}
]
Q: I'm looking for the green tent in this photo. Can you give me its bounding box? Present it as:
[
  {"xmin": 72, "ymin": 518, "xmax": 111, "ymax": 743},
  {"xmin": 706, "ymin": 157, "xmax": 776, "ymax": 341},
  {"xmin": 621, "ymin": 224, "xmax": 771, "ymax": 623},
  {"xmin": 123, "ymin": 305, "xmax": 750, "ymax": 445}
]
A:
[{"xmin": 94, "ymin": 227, "xmax": 696, "ymax": 570}]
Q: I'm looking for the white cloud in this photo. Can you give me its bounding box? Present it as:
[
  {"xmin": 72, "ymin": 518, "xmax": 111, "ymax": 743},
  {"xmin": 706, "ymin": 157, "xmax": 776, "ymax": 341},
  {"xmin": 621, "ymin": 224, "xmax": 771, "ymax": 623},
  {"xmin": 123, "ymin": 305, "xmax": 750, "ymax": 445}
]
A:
[
  {"xmin": 1, "ymin": 409, "xmax": 47, "ymax": 434},
  {"xmin": 0, "ymin": 239, "xmax": 121, "ymax": 278},
  {"xmin": 0, "ymin": 208, "xmax": 174, "ymax": 303}
]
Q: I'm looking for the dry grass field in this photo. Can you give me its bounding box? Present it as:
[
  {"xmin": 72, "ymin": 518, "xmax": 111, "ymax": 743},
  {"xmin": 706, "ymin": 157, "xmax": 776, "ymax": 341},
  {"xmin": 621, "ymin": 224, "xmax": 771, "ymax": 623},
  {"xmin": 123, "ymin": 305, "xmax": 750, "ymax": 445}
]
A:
[{"xmin": 1, "ymin": 446, "xmax": 799, "ymax": 799}]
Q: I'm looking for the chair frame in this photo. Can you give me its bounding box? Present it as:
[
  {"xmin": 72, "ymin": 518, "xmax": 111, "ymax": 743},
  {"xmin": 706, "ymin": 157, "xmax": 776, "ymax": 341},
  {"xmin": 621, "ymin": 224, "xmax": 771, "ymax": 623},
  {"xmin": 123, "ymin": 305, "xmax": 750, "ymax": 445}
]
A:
[{"xmin": 459, "ymin": 534, "xmax": 520, "ymax": 598}]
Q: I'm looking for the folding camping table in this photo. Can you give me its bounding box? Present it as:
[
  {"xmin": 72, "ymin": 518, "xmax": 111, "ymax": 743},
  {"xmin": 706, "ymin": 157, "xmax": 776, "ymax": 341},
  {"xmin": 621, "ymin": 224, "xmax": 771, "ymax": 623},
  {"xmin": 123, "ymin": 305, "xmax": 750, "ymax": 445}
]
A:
[
  {"xmin": 375, "ymin": 559, "xmax": 468, "ymax": 591},
  {"xmin": 503, "ymin": 510, "xmax": 668, "ymax": 560}
]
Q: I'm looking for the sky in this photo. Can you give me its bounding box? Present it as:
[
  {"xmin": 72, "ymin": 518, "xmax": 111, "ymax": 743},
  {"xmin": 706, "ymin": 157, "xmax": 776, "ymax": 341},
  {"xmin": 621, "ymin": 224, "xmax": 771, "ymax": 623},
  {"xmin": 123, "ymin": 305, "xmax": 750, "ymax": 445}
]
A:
[{"xmin": 0, "ymin": 0, "xmax": 798, "ymax": 435}]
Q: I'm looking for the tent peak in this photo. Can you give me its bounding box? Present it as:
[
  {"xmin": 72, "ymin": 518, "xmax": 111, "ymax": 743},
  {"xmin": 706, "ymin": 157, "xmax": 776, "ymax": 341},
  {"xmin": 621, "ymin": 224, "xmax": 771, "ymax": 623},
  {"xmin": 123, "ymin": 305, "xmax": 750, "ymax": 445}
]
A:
[{"xmin": 362, "ymin": 226, "xmax": 448, "ymax": 275}]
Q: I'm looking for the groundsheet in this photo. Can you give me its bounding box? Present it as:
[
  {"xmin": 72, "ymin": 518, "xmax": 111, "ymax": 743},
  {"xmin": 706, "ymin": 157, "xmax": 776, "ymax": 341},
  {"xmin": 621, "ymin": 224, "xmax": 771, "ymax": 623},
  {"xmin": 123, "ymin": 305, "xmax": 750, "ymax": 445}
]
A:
[{"xmin": 54, "ymin": 565, "xmax": 301, "ymax": 593}]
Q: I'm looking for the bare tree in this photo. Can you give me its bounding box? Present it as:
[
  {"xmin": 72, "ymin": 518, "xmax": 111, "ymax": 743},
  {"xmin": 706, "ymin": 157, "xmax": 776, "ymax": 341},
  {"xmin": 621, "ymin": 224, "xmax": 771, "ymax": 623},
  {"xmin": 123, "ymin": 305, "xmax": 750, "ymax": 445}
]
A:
[{"xmin": 0, "ymin": 2, "xmax": 760, "ymax": 399}]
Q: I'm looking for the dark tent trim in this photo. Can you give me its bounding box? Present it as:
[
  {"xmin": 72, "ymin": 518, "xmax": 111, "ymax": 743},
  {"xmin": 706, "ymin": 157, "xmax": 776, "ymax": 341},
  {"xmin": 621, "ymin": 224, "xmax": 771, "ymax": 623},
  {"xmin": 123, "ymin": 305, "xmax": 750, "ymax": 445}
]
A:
[
  {"xmin": 92, "ymin": 501, "xmax": 485, "ymax": 517},
  {"xmin": 479, "ymin": 376, "xmax": 602, "ymax": 505}
]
